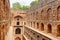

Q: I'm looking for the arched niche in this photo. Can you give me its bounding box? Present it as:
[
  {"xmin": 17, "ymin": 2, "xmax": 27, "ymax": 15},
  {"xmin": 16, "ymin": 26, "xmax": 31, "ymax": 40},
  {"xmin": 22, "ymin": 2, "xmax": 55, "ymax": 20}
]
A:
[
  {"xmin": 47, "ymin": 24, "xmax": 52, "ymax": 33},
  {"xmin": 57, "ymin": 6, "xmax": 60, "ymax": 20},
  {"xmin": 15, "ymin": 28, "xmax": 21, "ymax": 34},
  {"xmin": 41, "ymin": 23, "xmax": 44, "ymax": 31},
  {"xmin": 47, "ymin": 8, "xmax": 52, "ymax": 20}
]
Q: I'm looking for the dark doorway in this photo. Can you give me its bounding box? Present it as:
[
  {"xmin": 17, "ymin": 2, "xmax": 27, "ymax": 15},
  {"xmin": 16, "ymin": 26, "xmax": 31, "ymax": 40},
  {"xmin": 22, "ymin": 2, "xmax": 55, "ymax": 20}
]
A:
[
  {"xmin": 15, "ymin": 28, "xmax": 21, "ymax": 34},
  {"xmin": 47, "ymin": 24, "xmax": 52, "ymax": 33}
]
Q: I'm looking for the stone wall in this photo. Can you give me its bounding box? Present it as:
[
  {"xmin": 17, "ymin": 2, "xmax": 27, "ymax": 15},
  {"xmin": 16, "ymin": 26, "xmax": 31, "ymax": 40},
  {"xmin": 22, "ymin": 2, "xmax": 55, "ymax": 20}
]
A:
[
  {"xmin": 24, "ymin": 0, "xmax": 60, "ymax": 40},
  {"xmin": 0, "ymin": 0, "xmax": 10, "ymax": 40}
]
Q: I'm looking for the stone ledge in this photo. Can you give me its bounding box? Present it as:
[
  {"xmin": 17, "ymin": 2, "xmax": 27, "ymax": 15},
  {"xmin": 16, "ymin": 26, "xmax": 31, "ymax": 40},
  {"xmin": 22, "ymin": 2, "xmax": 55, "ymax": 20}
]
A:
[{"xmin": 25, "ymin": 26, "xmax": 60, "ymax": 40}]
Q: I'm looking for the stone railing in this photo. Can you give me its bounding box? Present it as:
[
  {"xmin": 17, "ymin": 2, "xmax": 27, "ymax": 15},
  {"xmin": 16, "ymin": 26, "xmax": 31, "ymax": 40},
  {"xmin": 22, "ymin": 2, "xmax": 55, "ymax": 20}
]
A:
[{"xmin": 24, "ymin": 26, "xmax": 59, "ymax": 40}]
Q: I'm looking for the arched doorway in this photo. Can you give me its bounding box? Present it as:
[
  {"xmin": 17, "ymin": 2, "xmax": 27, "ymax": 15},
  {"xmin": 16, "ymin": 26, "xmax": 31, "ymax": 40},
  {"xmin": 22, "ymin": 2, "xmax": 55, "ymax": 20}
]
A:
[
  {"xmin": 15, "ymin": 37, "xmax": 21, "ymax": 40},
  {"xmin": 41, "ymin": 23, "xmax": 44, "ymax": 31},
  {"xmin": 57, "ymin": 6, "xmax": 60, "ymax": 20},
  {"xmin": 57, "ymin": 25, "xmax": 60, "ymax": 36},
  {"xmin": 15, "ymin": 28, "xmax": 21, "ymax": 34},
  {"xmin": 47, "ymin": 24, "xmax": 52, "ymax": 33}
]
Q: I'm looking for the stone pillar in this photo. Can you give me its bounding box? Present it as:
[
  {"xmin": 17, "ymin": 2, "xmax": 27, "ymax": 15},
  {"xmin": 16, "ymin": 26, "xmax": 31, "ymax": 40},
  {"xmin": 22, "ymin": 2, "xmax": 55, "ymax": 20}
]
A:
[{"xmin": 44, "ymin": 24, "xmax": 48, "ymax": 33}]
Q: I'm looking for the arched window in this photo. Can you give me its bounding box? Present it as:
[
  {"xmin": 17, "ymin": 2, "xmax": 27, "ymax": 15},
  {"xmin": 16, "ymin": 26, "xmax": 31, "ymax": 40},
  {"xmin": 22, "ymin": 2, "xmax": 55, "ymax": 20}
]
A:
[
  {"xmin": 17, "ymin": 22, "xmax": 19, "ymax": 25},
  {"xmin": 15, "ymin": 28, "xmax": 21, "ymax": 34},
  {"xmin": 47, "ymin": 24, "xmax": 52, "ymax": 33},
  {"xmin": 57, "ymin": 25, "xmax": 60, "ymax": 36},
  {"xmin": 57, "ymin": 6, "xmax": 60, "ymax": 20},
  {"xmin": 41, "ymin": 23, "xmax": 44, "ymax": 31},
  {"xmin": 15, "ymin": 37, "xmax": 21, "ymax": 40},
  {"xmin": 47, "ymin": 8, "xmax": 52, "ymax": 20}
]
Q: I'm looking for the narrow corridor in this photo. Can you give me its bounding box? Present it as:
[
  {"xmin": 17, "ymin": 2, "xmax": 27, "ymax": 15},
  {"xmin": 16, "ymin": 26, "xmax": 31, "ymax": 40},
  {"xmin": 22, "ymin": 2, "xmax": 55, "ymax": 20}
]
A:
[{"xmin": 6, "ymin": 26, "xmax": 14, "ymax": 40}]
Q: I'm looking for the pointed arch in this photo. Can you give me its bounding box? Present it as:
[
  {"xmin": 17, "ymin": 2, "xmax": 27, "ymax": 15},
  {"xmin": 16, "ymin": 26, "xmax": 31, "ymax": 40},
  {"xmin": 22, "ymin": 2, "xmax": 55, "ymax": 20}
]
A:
[
  {"xmin": 47, "ymin": 8, "xmax": 52, "ymax": 20},
  {"xmin": 57, "ymin": 6, "xmax": 60, "ymax": 20}
]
